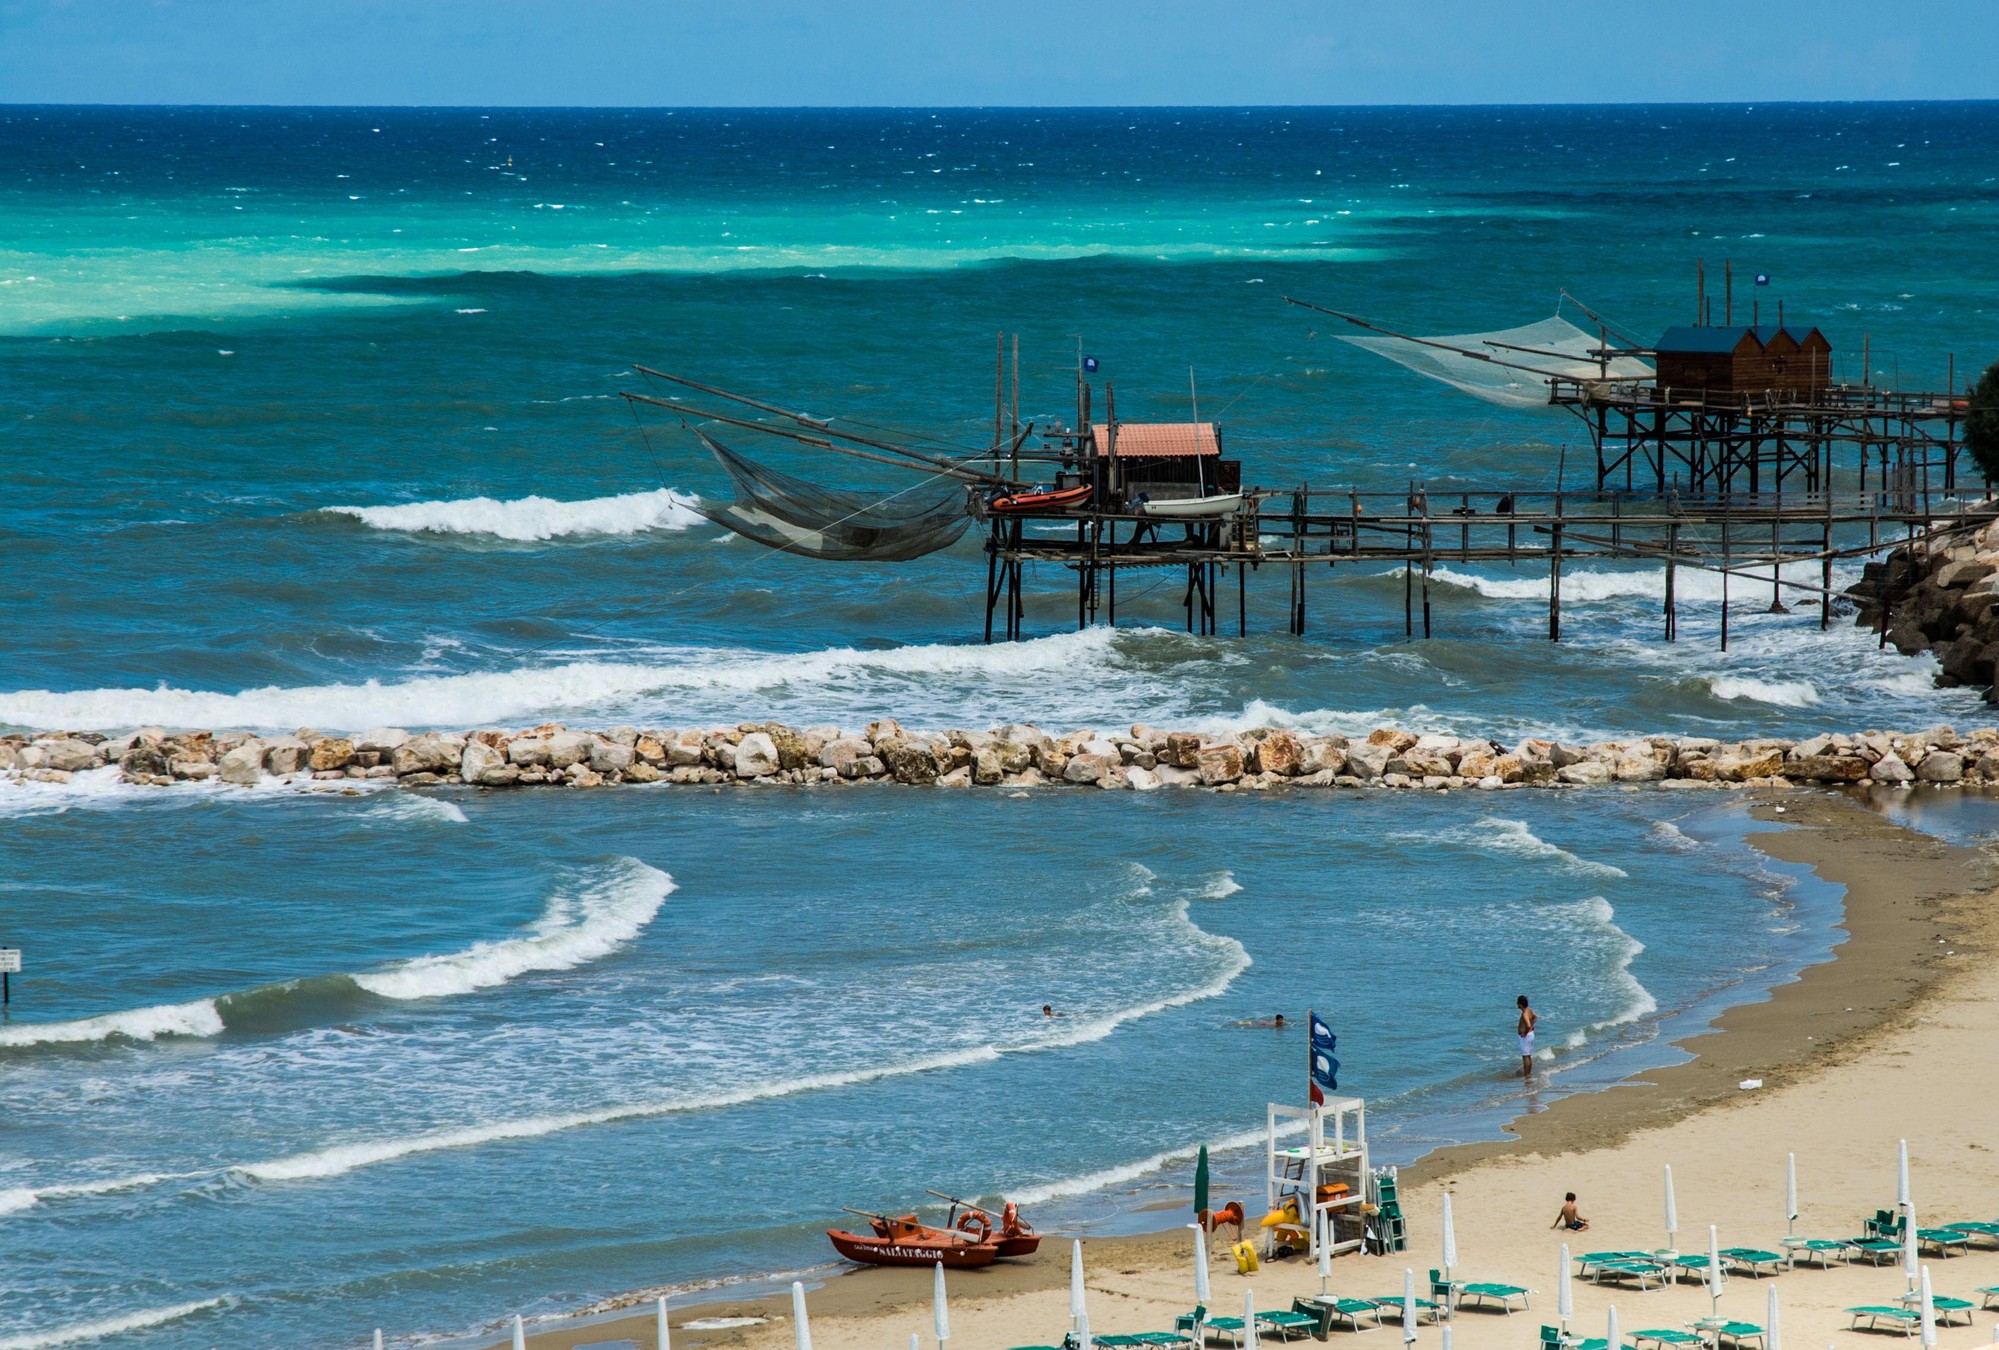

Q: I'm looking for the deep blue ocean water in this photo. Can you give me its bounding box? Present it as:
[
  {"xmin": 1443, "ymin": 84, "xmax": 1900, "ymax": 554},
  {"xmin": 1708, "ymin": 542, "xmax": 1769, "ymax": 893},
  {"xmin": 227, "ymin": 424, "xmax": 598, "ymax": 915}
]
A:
[{"xmin": 2, "ymin": 103, "xmax": 1997, "ymax": 1350}]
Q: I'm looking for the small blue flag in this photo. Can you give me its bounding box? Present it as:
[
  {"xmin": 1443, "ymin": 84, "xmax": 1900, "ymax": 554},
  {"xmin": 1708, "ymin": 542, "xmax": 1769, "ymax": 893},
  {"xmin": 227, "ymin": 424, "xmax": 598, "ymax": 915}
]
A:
[
  {"xmin": 1083, "ymin": 356, "xmax": 1100, "ymax": 373},
  {"xmin": 1754, "ymin": 273, "xmax": 1770, "ymax": 286},
  {"xmin": 1308, "ymin": 1011, "xmax": 1339, "ymax": 1103}
]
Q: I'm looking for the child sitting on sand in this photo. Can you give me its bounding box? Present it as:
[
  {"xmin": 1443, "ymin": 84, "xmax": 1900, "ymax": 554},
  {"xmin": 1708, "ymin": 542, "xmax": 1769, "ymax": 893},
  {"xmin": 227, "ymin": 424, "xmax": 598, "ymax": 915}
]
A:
[{"xmin": 1551, "ymin": 1193, "xmax": 1589, "ymax": 1232}]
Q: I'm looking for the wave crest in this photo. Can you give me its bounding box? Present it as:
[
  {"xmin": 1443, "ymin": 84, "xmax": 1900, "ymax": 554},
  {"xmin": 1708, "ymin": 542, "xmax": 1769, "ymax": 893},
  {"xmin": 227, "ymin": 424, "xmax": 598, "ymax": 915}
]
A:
[
  {"xmin": 354, "ymin": 858, "xmax": 672, "ymax": 1000},
  {"xmin": 326, "ymin": 488, "xmax": 701, "ymax": 541},
  {"xmin": 0, "ymin": 1299, "xmax": 229, "ymax": 1350},
  {"xmin": 1706, "ymin": 675, "xmax": 1820, "ymax": 707}
]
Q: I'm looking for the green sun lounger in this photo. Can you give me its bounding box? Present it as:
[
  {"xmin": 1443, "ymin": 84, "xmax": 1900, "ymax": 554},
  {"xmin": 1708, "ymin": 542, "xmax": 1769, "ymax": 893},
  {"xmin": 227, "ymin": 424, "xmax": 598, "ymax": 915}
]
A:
[
  {"xmin": 1200, "ymin": 1316, "xmax": 1247, "ymax": 1348},
  {"xmin": 1592, "ymin": 1260, "xmax": 1666, "ymax": 1290},
  {"xmin": 1915, "ymin": 1227, "xmax": 1971, "ymax": 1257},
  {"xmin": 1720, "ymin": 1249, "xmax": 1785, "ymax": 1277},
  {"xmin": 1367, "ymin": 1297, "xmax": 1443, "ymax": 1325},
  {"xmin": 1124, "ymin": 1335, "xmax": 1192, "ymax": 1348},
  {"xmin": 1940, "ymin": 1221, "xmax": 1999, "ymax": 1249},
  {"xmin": 1256, "ymin": 1311, "xmax": 1319, "ymax": 1341},
  {"xmin": 1630, "ymin": 1331, "xmax": 1702, "ymax": 1349},
  {"xmin": 1714, "ymin": 1321, "xmax": 1764, "ymax": 1349},
  {"xmin": 1457, "ymin": 1282, "xmax": 1528, "ymax": 1314},
  {"xmin": 1845, "ymin": 1238, "xmax": 1902, "ymax": 1265},
  {"xmin": 1576, "ymin": 1251, "xmax": 1655, "ymax": 1273},
  {"xmin": 1847, "ymin": 1307, "xmax": 1920, "ymax": 1335},
  {"xmin": 1780, "ymin": 1238, "xmax": 1850, "ymax": 1267},
  {"xmin": 1295, "ymin": 1298, "xmax": 1383, "ymax": 1334}
]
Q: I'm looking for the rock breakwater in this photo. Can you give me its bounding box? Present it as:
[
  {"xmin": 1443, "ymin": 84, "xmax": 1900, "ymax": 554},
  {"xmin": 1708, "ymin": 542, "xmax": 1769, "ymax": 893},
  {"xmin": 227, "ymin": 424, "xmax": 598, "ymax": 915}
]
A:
[
  {"xmin": 1849, "ymin": 512, "xmax": 1999, "ymax": 698},
  {"xmin": 4, "ymin": 721, "xmax": 1997, "ymax": 794}
]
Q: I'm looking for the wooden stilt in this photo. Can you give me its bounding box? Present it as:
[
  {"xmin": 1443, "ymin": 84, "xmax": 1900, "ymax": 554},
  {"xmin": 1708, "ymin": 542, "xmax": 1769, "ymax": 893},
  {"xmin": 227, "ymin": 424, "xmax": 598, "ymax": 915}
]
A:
[
  {"xmin": 1549, "ymin": 524, "xmax": 1563, "ymax": 641},
  {"xmin": 1664, "ymin": 522, "xmax": 1678, "ymax": 642}
]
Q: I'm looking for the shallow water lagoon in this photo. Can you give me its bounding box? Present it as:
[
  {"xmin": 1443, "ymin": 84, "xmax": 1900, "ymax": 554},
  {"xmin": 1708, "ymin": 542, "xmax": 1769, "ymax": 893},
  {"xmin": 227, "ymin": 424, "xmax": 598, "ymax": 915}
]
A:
[{"xmin": 0, "ymin": 783, "xmax": 1830, "ymax": 1350}]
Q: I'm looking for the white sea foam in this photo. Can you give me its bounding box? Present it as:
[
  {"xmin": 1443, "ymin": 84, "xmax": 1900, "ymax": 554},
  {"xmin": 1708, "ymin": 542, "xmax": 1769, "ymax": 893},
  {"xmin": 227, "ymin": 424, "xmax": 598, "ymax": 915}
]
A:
[
  {"xmin": 1706, "ymin": 675, "xmax": 1820, "ymax": 707},
  {"xmin": 0, "ymin": 1299, "xmax": 229, "ymax": 1350},
  {"xmin": 326, "ymin": 488, "xmax": 701, "ymax": 541},
  {"xmin": 1564, "ymin": 895, "xmax": 1657, "ymax": 1049},
  {"xmin": 1005, "ymin": 1122, "xmax": 1276, "ymax": 1207},
  {"xmin": 0, "ymin": 767, "xmax": 156, "ymax": 819},
  {"xmin": 0, "ymin": 628, "xmax": 1130, "ymax": 733},
  {"xmin": 363, "ymin": 794, "xmax": 470, "ymax": 826},
  {"xmin": 1405, "ymin": 817, "xmax": 1627, "ymax": 879},
  {"xmin": 0, "ymin": 998, "xmax": 225, "ymax": 1049},
  {"xmin": 1198, "ymin": 871, "xmax": 1242, "ymax": 900},
  {"xmin": 354, "ymin": 858, "xmax": 672, "ymax": 999},
  {"xmin": 1424, "ymin": 561, "xmax": 1864, "ymax": 607},
  {"xmin": 0, "ymin": 1172, "xmax": 185, "ymax": 1219}
]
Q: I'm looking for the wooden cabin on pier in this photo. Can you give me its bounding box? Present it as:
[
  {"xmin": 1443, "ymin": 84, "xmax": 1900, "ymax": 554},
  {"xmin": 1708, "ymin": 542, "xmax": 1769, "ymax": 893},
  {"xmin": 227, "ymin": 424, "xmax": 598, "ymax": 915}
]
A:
[{"xmin": 1090, "ymin": 420, "xmax": 1241, "ymax": 509}]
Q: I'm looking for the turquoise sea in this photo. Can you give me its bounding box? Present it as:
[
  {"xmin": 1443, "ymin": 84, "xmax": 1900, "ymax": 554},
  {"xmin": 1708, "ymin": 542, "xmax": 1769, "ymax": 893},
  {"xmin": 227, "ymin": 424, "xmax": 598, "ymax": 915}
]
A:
[{"xmin": 2, "ymin": 103, "xmax": 1997, "ymax": 1350}]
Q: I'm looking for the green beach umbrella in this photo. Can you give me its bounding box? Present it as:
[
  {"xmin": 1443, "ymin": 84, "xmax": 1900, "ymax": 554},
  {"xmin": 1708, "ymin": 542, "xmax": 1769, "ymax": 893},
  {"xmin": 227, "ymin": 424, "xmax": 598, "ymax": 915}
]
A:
[{"xmin": 1195, "ymin": 1145, "xmax": 1210, "ymax": 1216}]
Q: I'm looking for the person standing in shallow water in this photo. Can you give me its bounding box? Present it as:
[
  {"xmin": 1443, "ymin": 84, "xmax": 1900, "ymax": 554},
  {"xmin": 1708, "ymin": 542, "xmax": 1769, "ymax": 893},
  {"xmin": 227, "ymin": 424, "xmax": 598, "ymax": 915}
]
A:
[{"xmin": 1516, "ymin": 995, "xmax": 1537, "ymax": 1077}]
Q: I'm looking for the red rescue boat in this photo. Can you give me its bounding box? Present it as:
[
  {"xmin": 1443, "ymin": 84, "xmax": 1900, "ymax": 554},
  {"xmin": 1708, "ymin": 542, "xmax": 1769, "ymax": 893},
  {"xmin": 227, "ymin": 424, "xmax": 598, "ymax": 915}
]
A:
[
  {"xmin": 987, "ymin": 483, "xmax": 1092, "ymax": 514},
  {"xmin": 926, "ymin": 1193, "xmax": 1042, "ymax": 1257},
  {"xmin": 827, "ymin": 1212, "xmax": 1000, "ymax": 1268}
]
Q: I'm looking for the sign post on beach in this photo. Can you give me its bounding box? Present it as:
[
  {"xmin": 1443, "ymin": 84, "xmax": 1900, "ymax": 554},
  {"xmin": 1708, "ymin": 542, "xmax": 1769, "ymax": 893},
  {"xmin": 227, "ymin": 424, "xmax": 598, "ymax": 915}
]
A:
[{"xmin": 0, "ymin": 946, "xmax": 18, "ymax": 1006}]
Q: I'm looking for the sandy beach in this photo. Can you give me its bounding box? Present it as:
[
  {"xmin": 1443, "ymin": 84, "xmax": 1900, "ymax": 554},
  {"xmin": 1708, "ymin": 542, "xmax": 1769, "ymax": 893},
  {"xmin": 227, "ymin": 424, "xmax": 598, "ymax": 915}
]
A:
[{"xmin": 505, "ymin": 788, "xmax": 1999, "ymax": 1350}]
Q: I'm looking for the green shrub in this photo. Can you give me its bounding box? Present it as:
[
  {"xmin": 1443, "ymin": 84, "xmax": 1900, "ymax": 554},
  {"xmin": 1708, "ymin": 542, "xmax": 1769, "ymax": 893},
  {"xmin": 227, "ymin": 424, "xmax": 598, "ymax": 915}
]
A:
[{"xmin": 1969, "ymin": 358, "xmax": 1999, "ymax": 486}]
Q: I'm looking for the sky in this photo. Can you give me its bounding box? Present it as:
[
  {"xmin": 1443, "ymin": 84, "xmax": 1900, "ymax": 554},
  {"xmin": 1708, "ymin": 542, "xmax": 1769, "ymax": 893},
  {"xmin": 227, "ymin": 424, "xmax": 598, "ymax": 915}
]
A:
[{"xmin": 1, "ymin": 0, "xmax": 1996, "ymax": 107}]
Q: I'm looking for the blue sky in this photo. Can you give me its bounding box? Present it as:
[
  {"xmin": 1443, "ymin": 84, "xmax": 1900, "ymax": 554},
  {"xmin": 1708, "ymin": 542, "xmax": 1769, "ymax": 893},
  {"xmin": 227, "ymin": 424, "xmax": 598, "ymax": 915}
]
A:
[{"xmin": 2, "ymin": 0, "xmax": 1996, "ymax": 106}]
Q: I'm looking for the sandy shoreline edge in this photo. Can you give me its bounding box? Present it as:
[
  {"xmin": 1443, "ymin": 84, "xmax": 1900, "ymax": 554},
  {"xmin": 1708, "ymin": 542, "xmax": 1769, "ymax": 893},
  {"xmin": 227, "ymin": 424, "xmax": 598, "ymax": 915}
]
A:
[{"xmin": 478, "ymin": 787, "xmax": 1993, "ymax": 1350}]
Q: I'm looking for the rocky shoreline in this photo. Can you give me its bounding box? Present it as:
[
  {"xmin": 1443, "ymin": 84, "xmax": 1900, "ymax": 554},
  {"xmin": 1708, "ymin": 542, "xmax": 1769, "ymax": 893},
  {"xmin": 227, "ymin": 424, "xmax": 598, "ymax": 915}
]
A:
[
  {"xmin": 1849, "ymin": 512, "xmax": 1999, "ymax": 698},
  {"xmin": 4, "ymin": 720, "xmax": 1996, "ymax": 793}
]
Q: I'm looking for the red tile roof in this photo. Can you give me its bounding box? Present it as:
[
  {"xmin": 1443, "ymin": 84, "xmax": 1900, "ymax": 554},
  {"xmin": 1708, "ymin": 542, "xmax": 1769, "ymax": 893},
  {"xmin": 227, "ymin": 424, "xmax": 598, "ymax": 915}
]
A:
[{"xmin": 1092, "ymin": 422, "xmax": 1219, "ymax": 457}]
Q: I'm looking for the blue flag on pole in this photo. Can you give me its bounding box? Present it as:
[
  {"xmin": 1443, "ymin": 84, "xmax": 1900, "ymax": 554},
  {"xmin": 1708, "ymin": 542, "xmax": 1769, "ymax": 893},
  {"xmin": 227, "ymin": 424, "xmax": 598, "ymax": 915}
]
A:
[
  {"xmin": 1083, "ymin": 356, "xmax": 1100, "ymax": 373},
  {"xmin": 1308, "ymin": 1011, "xmax": 1339, "ymax": 1104}
]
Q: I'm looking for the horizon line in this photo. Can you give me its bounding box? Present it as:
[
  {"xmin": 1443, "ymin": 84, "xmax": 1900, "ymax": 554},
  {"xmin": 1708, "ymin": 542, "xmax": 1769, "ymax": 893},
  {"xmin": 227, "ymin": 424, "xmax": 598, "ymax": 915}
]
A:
[{"xmin": 5, "ymin": 97, "xmax": 1999, "ymax": 113}]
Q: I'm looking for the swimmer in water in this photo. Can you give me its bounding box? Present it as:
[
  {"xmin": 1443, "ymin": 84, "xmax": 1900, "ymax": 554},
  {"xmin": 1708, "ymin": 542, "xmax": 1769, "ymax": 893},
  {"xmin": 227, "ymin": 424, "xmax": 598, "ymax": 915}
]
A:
[{"xmin": 1237, "ymin": 1014, "xmax": 1288, "ymax": 1029}]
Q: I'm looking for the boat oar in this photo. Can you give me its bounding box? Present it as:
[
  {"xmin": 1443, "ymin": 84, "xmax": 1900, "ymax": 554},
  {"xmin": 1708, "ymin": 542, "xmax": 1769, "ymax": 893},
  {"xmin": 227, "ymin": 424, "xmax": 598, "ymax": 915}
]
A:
[{"xmin": 925, "ymin": 1189, "xmax": 999, "ymax": 1221}]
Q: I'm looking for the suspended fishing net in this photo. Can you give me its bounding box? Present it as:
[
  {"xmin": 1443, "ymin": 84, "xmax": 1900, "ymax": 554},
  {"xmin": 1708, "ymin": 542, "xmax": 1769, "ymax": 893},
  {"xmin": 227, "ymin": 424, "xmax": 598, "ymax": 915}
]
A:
[
  {"xmin": 1340, "ymin": 316, "xmax": 1654, "ymax": 409},
  {"xmin": 691, "ymin": 430, "xmax": 972, "ymax": 561}
]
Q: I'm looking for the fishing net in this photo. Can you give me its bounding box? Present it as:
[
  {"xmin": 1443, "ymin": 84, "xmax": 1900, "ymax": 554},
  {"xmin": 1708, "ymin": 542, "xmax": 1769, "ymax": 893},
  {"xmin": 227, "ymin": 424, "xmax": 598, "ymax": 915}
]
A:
[
  {"xmin": 691, "ymin": 430, "xmax": 972, "ymax": 561},
  {"xmin": 1340, "ymin": 316, "xmax": 1654, "ymax": 409}
]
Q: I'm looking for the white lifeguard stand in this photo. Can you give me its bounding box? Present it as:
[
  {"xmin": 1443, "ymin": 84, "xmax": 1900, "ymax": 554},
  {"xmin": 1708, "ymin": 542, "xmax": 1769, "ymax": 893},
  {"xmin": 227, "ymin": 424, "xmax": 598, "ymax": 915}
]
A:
[{"xmin": 1266, "ymin": 1096, "xmax": 1368, "ymax": 1261}]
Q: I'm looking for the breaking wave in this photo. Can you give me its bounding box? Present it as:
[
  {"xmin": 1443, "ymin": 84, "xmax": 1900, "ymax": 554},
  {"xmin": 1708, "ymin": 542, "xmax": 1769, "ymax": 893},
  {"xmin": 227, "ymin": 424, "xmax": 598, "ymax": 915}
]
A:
[
  {"xmin": 0, "ymin": 1172, "xmax": 186, "ymax": 1219},
  {"xmin": 1706, "ymin": 676, "xmax": 1820, "ymax": 707},
  {"xmin": 326, "ymin": 488, "xmax": 702, "ymax": 541},
  {"xmin": 353, "ymin": 858, "xmax": 671, "ymax": 999},
  {"xmin": 1561, "ymin": 895, "xmax": 1657, "ymax": 1049},
  {"xmin": 0, "ymin": 999, "xmax": 225, "ymax": 1049},
  {"xmin": 1404, "ymin": 816, "xmax": 1628, "ymax": 879},
  {"xmin": 0, "ymin": 860, "xmax": 671, "ymax": 1048},
  {"xmin": 0, "ymin": 628, "xmax": 1135, "ymax": 733},
  {"xmin": 0, "ymin": 1300, "xmax": 229, "ymax": 1350}
]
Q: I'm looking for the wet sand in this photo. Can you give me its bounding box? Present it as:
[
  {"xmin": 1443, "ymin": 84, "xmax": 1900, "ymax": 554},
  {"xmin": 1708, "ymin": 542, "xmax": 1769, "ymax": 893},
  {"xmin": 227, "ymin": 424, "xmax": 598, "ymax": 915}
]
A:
[{"xmin": 496, "ymin": 789, "xmax": 1998, "ymax": 1350}]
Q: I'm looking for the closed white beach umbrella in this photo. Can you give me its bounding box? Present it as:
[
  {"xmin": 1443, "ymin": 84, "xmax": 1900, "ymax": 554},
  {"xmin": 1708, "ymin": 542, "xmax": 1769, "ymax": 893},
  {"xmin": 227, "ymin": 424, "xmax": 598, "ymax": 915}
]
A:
[
  {"xmin": 934, "ymin": 1261, "xmax": 950, "ymax": 1347},
  {"xmin": 1402, "ymin": 1268, "xmax": 1418, "ymax": 1345},
  {"xmin": 1078, "ymin": 1314, "xmax": 1093, "ymax": 1350},
  {"xmin": 1899, "ymin": 1139, "xmax": 1911, "ymax": 1211},
  {"xmin": 1766, "ymin": 1285, "xmax": 1782, "ymax": 1350},
  {"xmin": 1558, "ymin": 1242, "xmax": 1575, "ymax": 1329},
  {"xmin": 1919, "ymin": 1265, "xmax": 1937, "ymax": 1349},
  {"xmin": 1194, "ymin": 1223, "xmax": 1212, "ymax": 1304},
  {"xmin": 791, "ymin": 1282, "xmax": 813, "ymax": 1350},
  {"xmin": 1786, "ymin": 1154, "xmax": 1798, "ymax": 1235},
  {"xmin": 1903, "ymin": 1203, "xmax": 1920, "ymax": 1290},
  {"xmin": 1316, "ymin": 1212, "xmax": 1331, "ymax": 1292},
  {"xmin": 374, "ymin": 1332, "xmax": 384, "ymax": 1350},
  {"xmin": 1071, "ymin": 1239, "xmax": 1088, "ymax": 1324},
  {"xmin": 1664, "ymin": 1166, "xmax": 1679, "ymax": 1250},
  {"xmin": 1706, "ymin": 1226, "xmax": 1724, "ymax": 1313},
  {"xmin": 1606, "ymin": 1305, "xmax": 1620, "ymax": 1350},
  {"xmin": 512, "ymin": 1315, "xmax": 527, "ymax": 1350},
  {"xmin": 1243, "ymin": 1287, "xmax": 1260, "ymax": 1350},
  {"xmin": 911, "ymin": 1335, "xmax": 920, "ymax": 1350},
  {"xmin": 657, "ymin": 1297, "xmax": 669, "ymax": 1350},
  {"xmin": 1440, "ymin": 1325, "xmax": 1452, "ymax": 1350},
  {"xmin": 1441, "ymin": 1192, "xmax": 1458, "ymax": 1278}
]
